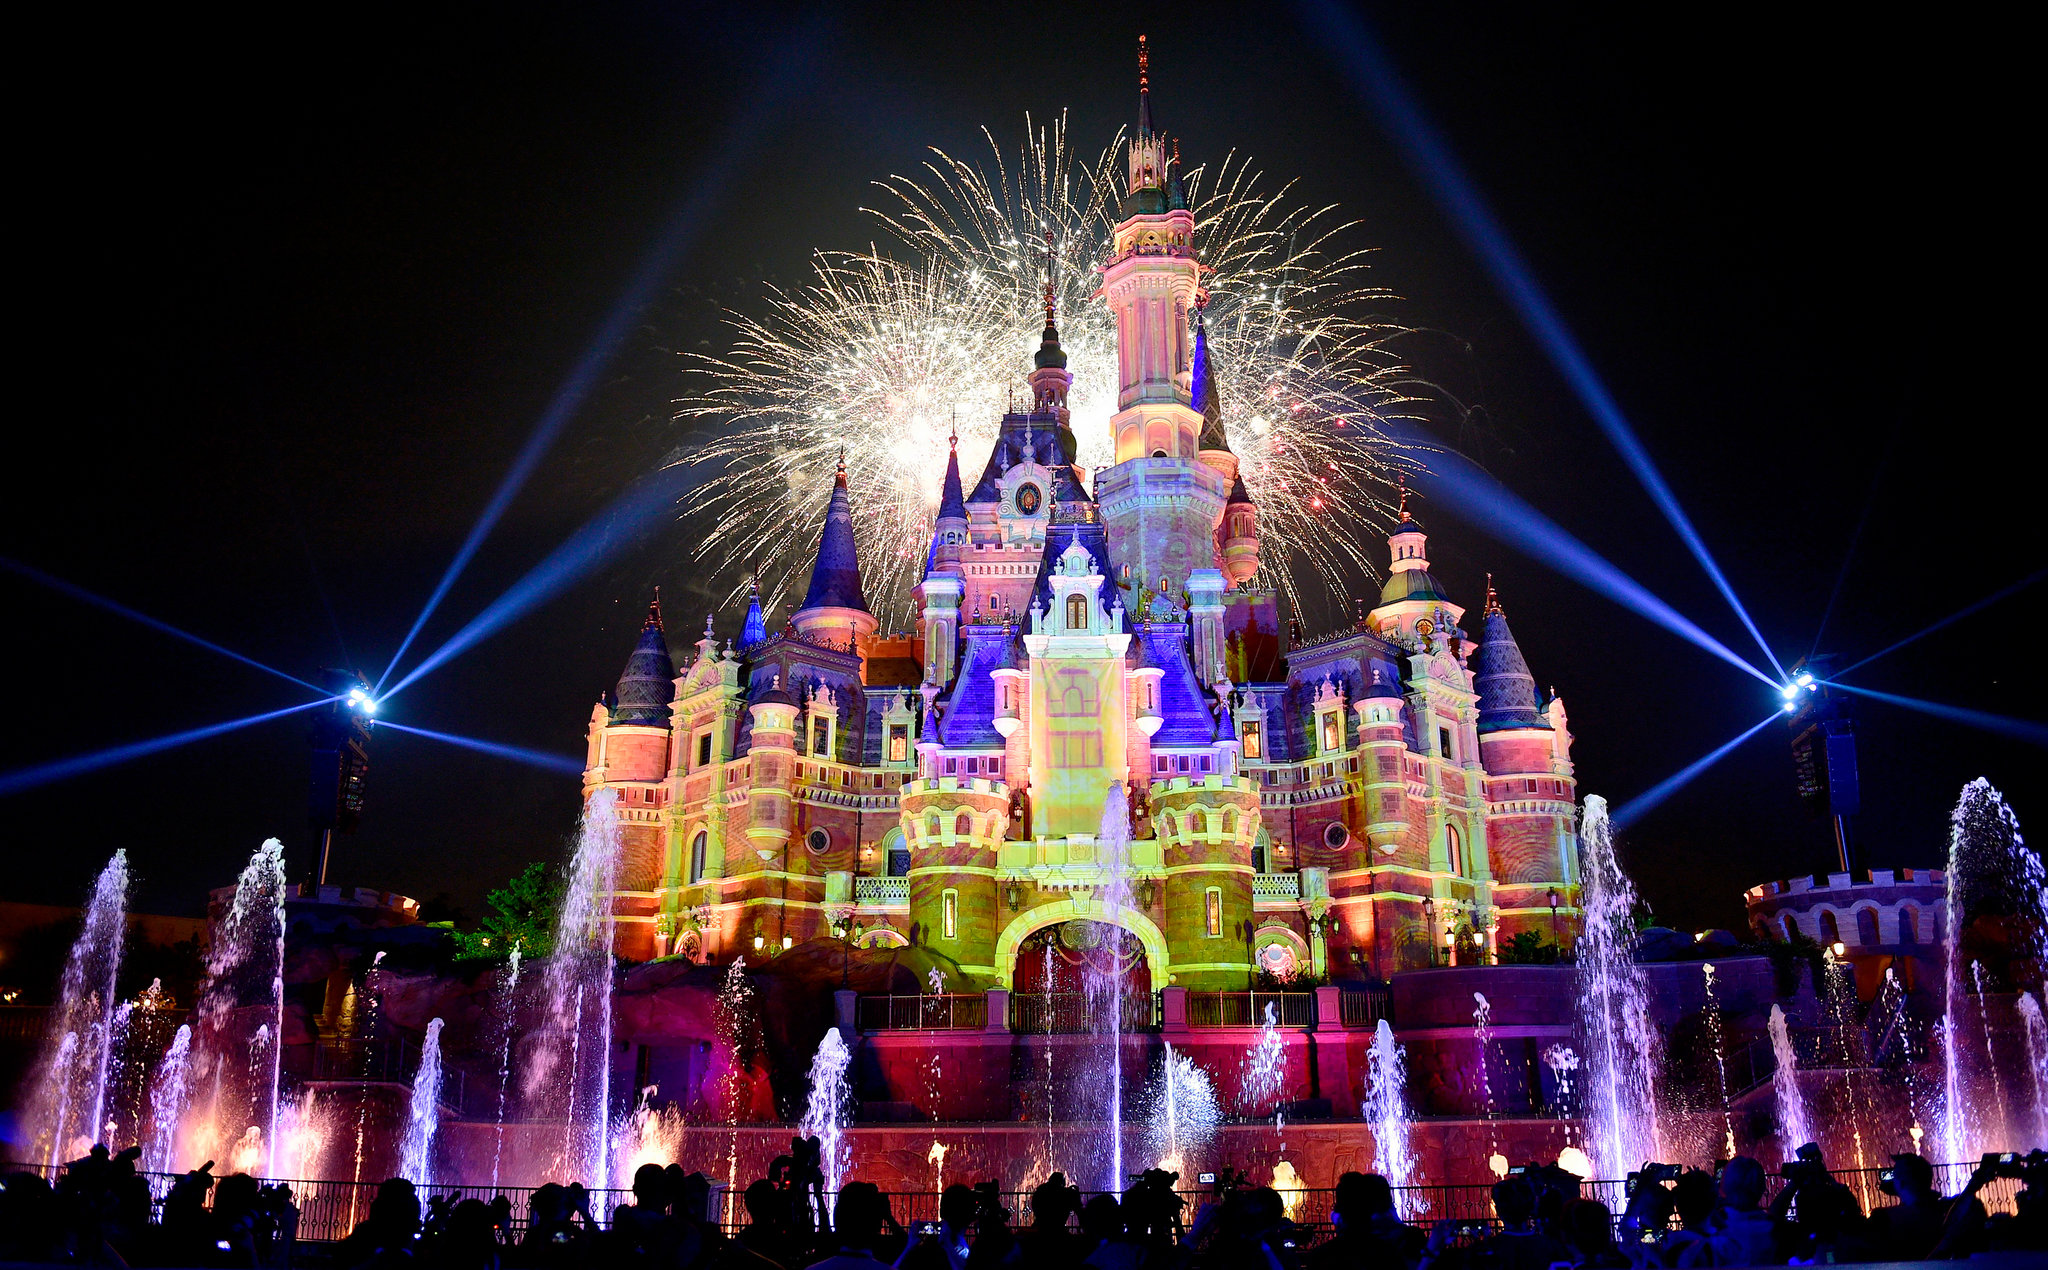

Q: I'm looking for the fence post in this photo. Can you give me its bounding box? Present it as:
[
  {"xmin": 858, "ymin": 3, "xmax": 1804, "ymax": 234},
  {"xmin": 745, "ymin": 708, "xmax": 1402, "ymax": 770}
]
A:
[
  {"xmin": 984, "ymin": 987, "xmax": 1009, "ymax": 1033},
  {"xmin": 1159, "ymin": 985, "xmax": 1188, "ymax": 1033},
  {"xmin": 1311, "ymin": 984, "xmax": 1359, "ymax": 1115}
]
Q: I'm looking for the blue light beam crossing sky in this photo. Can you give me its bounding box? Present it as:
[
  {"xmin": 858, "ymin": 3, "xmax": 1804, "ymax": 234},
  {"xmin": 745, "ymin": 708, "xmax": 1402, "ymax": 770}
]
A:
[
  {"xmin": 0, "ymin": 697, "xmax": 337, "ymax": 799},
  {"xmin": 1296, "ymin": 0, "xmax": 1786, "ymax": 681},
  {"xmin": 1833, "ymin": 569, "xmax": 2046, "ymax": 680},
  {"xmin": 380, "ymin": 464, "xmax": 691, "ymax": 703},
  {"xmin": 376, "ymin": 33, "xmax": 827, "ymax": 696},
  {"xmin": 1402, "ymin": 440, "xmax": 1776, "ymax": 687},
  {"xmin": 1823, "ymin": 682, "xmax": 2048, "ymax": 749},
  {"xmin": 3, "ymin": 555, "xmax": 325, "ymax": 695},
  {"xmin": 376, "ymin": 721, "xmax": 583, "ymax": 777},
  {"xmin": 1611, "ymin": 710, "xmax": 1782, "ymax": 831}
]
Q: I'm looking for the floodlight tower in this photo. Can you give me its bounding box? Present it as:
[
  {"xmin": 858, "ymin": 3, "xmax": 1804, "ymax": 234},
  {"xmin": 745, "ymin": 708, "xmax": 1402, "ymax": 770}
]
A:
[
  {"xmin": 1783, "ymin": 655, "xmax": 1857, "ymax": 873},
  {"xmin": 309, "ymin": 668, "xmax": 376, "ymax": 886}
]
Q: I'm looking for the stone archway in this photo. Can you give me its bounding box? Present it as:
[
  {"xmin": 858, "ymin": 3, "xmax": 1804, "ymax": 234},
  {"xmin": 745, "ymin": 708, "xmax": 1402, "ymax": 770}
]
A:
[{"xmin": 991, "ymin": 895, "xmax": 1171, "ymax": 990}]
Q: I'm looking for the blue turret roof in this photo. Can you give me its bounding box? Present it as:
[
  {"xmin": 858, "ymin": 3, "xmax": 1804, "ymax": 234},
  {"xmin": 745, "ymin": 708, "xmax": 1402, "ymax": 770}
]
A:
[
  {"xmin": 740, "ymin": 578, "xmax": 767, "ymax": 648},
  {"xmin": 1473, "ymin": 590, "xmax": 1549, "ymax": 732},
  {"xmin": 797, "ymin": 460, "xmax": 870, "ymax": 615},
  {"xmin": 610, "ymin": 600, "xmax": 676, "ymax": 725},
  {"xmin": 937, "ymin": 438, "xmax": 967, "ymax": 522},
  {"xmin": 1194, "ymin": 310, "xmax": 1230, "ymax": 453},
  {"xmin": 1134, "ymin": 622, "xmax": 1218, "ymax": 746}
]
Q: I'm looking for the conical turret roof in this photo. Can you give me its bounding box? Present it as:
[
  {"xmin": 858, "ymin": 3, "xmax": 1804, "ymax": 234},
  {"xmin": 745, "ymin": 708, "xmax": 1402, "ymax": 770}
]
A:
[
  {"xmin": 1193, "ymin": 310, "xmax": 1230, "ymax": 453},
  {"xmin": 937, "ymin": 433, "xmax": 967, "ymax": 521},
  {"xmin": 797, "ymin": 458, "xmax": 871, "ymax": 616},
  {"xmin": 610, "ymin": 598, "xmax": 676, "ymax": 725},
  {"xmin": 740, "ymin": 577, "xmax": 768, "ymax": 647},
  {"xmin": 1473, "ymin": 583, "xmax": 1549, "ymax": 732}
]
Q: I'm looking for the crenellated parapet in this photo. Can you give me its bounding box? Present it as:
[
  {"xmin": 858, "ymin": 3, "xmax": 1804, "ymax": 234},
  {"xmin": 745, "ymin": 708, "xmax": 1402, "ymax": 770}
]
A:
[{"xmin": 899, "ymin": 775, "xmax": 1011, "ymax": 976}]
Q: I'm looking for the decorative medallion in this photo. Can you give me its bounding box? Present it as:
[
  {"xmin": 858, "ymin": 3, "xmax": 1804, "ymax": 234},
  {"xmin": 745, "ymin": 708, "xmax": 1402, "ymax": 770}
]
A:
[{"xmin": 1014, "ymin": 482, "xmax": 1043, "ymax": 516}]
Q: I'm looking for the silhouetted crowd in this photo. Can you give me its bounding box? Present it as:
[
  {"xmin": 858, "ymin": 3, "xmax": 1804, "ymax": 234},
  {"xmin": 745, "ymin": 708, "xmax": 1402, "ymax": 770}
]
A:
[{"xmin": 5, "ymin": 1140, "xmax": 2045, "ymax": 1268}]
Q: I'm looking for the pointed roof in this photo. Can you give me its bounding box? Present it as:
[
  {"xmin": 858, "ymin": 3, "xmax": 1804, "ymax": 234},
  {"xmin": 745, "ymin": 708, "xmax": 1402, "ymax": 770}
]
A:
[
  {"xmin": 740, "ymin": 576, "xmax": 767, "ymax": 647},
  {"xmin": 610, "ymin": 598, "xmax": 676, "ymax": 725},
  {"xmin": 1226, "ymin": 472, "xmax": 1254, "ymax": 507},
  {"xmin": 937, "ymin": 428, "xmax": 967, "ymax": 521},
  {"xmin": 1137, "ymin": 34, "xmax": 1154, "ymax": 136},
  {"xmin": 797, "ymin": 456, "xmax": 871, "ymax": 615},
  {"xmin": 1194, "ymin": 308, "xmax": 1230, "ymax": 453},
  {"xmin": 1473, "ymin": 585, "xmax": 1550, "ymax": 732}
]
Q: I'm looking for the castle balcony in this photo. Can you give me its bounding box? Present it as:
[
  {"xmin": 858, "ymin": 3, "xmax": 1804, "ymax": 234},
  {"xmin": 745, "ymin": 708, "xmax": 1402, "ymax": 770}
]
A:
[
  {"xmin": 795, "ymin": 786, "xmax": 904, "ymax": 812},
  {"xmin": 996, "ymin": 835, "xmax": 1166, "ymax": 890},
  {"xmin": 898, "ymin": 775, "xmax": 1009, "ymax": 801},
  {"xmin": 1251, "ymin": 871, "xmax": 1301, "ymax": 905},
  {"xmin": 853, "ymin": 875, "xmax": 910, "ymax": 912}
]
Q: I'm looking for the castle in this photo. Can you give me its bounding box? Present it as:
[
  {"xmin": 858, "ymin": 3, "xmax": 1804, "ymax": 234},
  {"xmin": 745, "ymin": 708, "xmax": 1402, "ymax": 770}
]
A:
[{"xmin": 583, "ymin": 57, "xmax": 1583, "ymax": 992}]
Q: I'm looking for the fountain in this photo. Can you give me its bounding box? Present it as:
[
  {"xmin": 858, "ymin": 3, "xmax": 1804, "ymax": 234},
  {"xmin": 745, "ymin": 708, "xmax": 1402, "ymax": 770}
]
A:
[
  {"xmin": 2020, "ymin": 992, "xmax": 2048, "ymax": 1147},
  {"xmin": 799, "ymin": 1027, "xmax": 853, "ymax": 1215},
  {"xmin": 1144, "ymin": 1043, "xmax": 1218, "ymax": 1175},
  {"xmin": 1243, "ymin": 1000, "xmax": 1286, "ymax": 1120},
  {"xmin": 1082, "ymin": 779, "xmax": 1138, "ymax": 1191},
  {"xmin": 1767, "ymin": 1005, "xmax": 1814, "ymax": 1155},
  {"xmin": 525, "ymin": 788, "xmax": 622, "ymax": 1186},
  {"xmin": 1939, "ymin": 778, "xmax": 2041, "ymax": 1162},
  {"xmin": 1472, "ymin": 992, "xmax": 1497, "ymax": 1153},
  {"xmin": 144, "ymin": 1024, "xmax": 194, "ymax": 1175},
  {"xmin": 399, "ymin": 1018, "xmax": 446, "ymax": 1187},
  {"xmin": 489, "ymin": 946, "xmax": 523, "ymax": 1190},
  {"xmin": 24, "ymin": 850, "xmax": 129, "ymax": 1165},
  {"xmin": 1573, "ymin": 796, "xmax": 1661, "ymax": 1176},
  {"xmin": 715, "ymin": 958, "xmax": 756, "ymax": 1227},
  {"xmin": 174, "ymin": 839, "xmax": 288, "ymax": 1176},
  {"xmin": 1700, "ymin": 964, "xmax": 1734, "ymax": 1158},
  {"xmin": 1364, "ymin": 1020, "xmax": 1418, "ymax": 1216}
]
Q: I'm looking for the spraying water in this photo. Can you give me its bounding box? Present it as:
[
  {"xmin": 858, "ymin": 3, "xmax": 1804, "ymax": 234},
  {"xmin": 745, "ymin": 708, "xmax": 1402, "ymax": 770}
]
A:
[
  {"xmin": 26, "ymin": 851, "xmax": 129, "ymax": 1166},
  {"xmin": 1940, "ymin": 779, "xmax": 2040, "ymax": 1162},
  {"xmin": 1145, "ymin": 1044, "xmax": 1219, "ymax": 1174},
  {"xmin": 1573, "ymin": 796, "xmax": 1661, "ymax": 1175},
  {"xmin": 1243, "ymin": 1000, "xmax": 1287, "ymax": 1122},
  {"xmin": 144, "ymin": 1024, "xmax": 193, "ymax": 1174},
  {"xmin": 187, "ymin": 840, "xmax": 289, "ymax": 1177},
  {"xmin": 1084, "ymin": 780, "xmax": 1137, "ymax": 1192},
  {"xmin": 1767, "ymin": 1006, "xmax": 1814, "ymax": 1155},
  {"xmin": 1364, "ymin": 1020, "xmax": 1418, "ymax": 1216},
  {"xmin": 716, "ymin": 958, "xmax": 756, "ymax": 1228},
  {"xmin": 526, "ymin": 789, "xmax": 622, "ymax": 1186},
  {"xmin": 489, "ymin": 946, "xmax": 523, "ymax": 1190},
  {"xmin": 799, "ymin": 1027, "xmax": 853, "ymax": 1217},
  {"xmin": 1700, "ymin": 964, "xmax": 1735, "ymax": 1157},
  {"xmin": 2019, "ymin": 992, "xmax": 2048, "ymax": 1148},
  {"xmin": 399, "ymin": 1018, "xmax": 446, "ymax": 1187},
  {"xmin": 1472, "ymin": 992, "xmax": 1498, "ymax": 1153}
]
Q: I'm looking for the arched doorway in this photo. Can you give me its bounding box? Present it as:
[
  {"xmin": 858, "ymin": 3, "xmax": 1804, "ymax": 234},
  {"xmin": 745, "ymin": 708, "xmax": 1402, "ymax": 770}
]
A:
[{"xmin": 1011, "ymin": 919, "xmax": 1153, "ymax": 1032}]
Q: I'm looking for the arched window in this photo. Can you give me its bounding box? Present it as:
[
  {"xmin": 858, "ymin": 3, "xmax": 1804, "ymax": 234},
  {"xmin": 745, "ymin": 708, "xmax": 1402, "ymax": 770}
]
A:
[
  {"xmin": 926, "ymin": 814, "xmax": 941, "ymax": 839},
  {"xmin": 1898, "ymin": 905, "xmax": 1919, "ymax": 945},
  {"xmin": 1446, "ymin": 824, "xmax": 1463, "ymax": 876},
  {"xmin": 1223, "ymin": 808, "xmax": 1238, "ymax": 836},
  {"xmin": 955, "ymin": 812, "xmax": 972, "ymax": 838},
  {"xmin": 1321, "ymin": 714, "xmax": 1340, "ymax": 752},
  {"xmin": 689, "ymin": 831, "xmax": 707, "ymax": 885},
  {"xmin": 1159, "ymin": 811, "xmax": 1175, "ymax": 838},
  {"xmin": 1782, "ymin": 914, "xmax": 1799, "ymax": 942},
  {"xmin": 1856, "ymin": 908, "xmax": 1880, "ymax": 946},
  {"xmin": 1193, "ymin": 810, "xmax": 1208, "ymax": 836},
  {"xmin": 1819, "ymin": 910, "xmax": 1841, "ymax": 946},
  {"xmin": 1067, "ymin": 594, "xmax": 1088, "ymax": 629}
]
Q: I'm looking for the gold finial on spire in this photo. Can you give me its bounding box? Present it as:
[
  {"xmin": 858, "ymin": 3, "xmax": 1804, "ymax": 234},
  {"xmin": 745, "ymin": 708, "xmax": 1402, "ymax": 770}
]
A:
[
  {"xmin": 1139, "ymin": 33, "xmax": 1149, "ymax": 93},
  {"xmin": 949, "ymin": 408, "xmax": 958, "ymax": 450},
  {"xmin": 1397, "ymin": 471, "xmax": 1412, "ymax": 522},
  {"xmin": 1043, "ymin": 227, "xmax": 1057, "ymax": 326},
  {"xmin": 1485, "ymin": 574, "xmax": 1502, "ymax": 616},
  {"xmin": 835, "ymin": 448, "xmax": 848, "ymax": 486}
]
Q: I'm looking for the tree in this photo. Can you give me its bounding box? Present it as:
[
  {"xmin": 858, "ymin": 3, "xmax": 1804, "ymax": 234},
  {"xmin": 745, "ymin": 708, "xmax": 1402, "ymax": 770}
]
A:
[{"xmin": 451, "ymin": 862, "xmax": 560, "ymax": 959}]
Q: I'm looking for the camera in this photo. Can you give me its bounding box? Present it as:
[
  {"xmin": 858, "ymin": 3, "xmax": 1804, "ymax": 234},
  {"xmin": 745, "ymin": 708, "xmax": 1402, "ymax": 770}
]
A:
[
  {"xmin": 1626, "ymin": 1162, "xmax": 1681, "ymax": 1197},
  {"xmin": 1197, "ymin": 1172, "xmax": 1216, "ymax": 1185}
]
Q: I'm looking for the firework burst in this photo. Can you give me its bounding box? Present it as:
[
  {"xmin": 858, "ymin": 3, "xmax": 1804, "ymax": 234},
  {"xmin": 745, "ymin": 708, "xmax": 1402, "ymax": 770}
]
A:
[{"xmin": 679, "ymin": 114, "xmax": 1422, "ymax": 626}]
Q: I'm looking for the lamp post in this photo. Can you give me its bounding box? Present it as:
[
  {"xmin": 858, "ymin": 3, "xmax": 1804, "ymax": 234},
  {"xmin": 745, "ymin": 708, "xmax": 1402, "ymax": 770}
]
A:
[{"xmin": 1422, "ymin": 897, "xmax": 1437, "ymax": 967}]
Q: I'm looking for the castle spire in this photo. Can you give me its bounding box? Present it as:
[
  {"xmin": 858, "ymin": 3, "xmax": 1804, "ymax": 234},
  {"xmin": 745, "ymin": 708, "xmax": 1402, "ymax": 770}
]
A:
[
  {"xmin": 1193, "ymin": 304, "xmax": 1231, "ymax": 454},
  {"xmin": 936, "ymin": 427, "xmax": 967, "ymax": 523},
  {"xmin": 793, "ymin": 456, "xmax": 877, "ymax": 652},
  {"xmin": 1138, "ymin": 33, "xmax": 1153, "ymax": 136},
  {"xmin": 741, "ymin": 574, "xmax": 767, "ymax": 647},
  {"xmin": 609, "ymin": 597, "xmax": 676, "ymax": 725},
  {"xmin": 1033, "ymin": 228, "xmax": 1067, "ymax": 375},
  {"xmin": 1474, "ymin": 585, "xmax": 1549, "ymax": 732}
]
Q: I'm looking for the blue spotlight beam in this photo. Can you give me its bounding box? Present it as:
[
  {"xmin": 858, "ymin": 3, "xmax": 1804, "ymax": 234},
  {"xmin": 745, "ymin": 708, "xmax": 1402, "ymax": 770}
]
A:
[
  {"xmin": 380, "ymin": 465, "xmax": 690, "ymax": 703},
  {"xmin": 1823, "ymin": 682, "xmax": 2048, "ymax": 748},
  {"xmin": 2, "ymin": 555, "xmax": 325, "ymax": 695},
  {"xmin": 1834, "ymin": 569, "xmax": 2046, "ymax": 680},
  {"xmin": 377, "ymin": 721, "xmax": 583, "ymax": 777},
  {"xmin": 1404, "ymin": 441, "xmax": 1777, "ymax": 687},
  {"xmin": 377, "ymin": 38, "xmax": 826, "ymax": 696},
  {"xmin": 1611, "ymin": 711, "xmax": 1782, "ymax": 832},
  {"xmin": 0, "ymin": 698, "xmax": 336, "ymax": 799},
  {"xmin": 1297, "ymin": 0, "xmax": 1785, "ymax": 681}
]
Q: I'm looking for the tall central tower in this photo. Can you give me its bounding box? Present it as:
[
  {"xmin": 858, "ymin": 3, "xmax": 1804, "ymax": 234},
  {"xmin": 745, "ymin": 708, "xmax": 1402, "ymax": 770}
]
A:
[{"xmin": 1094, "ymin": 37, "xmax": 1231, "ymax": 601}]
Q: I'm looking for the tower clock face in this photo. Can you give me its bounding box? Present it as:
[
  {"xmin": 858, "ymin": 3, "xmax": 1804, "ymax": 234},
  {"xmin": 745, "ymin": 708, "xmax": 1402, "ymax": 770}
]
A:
[{"xmin": 1014, "ymin": 482, "xmax": 1043, "ymax": 516}]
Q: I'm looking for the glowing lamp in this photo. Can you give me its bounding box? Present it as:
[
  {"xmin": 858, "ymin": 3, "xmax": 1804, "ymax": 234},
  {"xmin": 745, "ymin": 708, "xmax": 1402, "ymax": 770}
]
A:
[
  {"xmin": 781, "ymin": 935, "xmax": 794, "ymax": 951},
  {"xmin": 752, "ymin": 935, "xmax": 765, "ymax": 952},
  {"xmin": 1831, "ymin": 941, "xmax": 1847, "ymax": 956},
  {"xmin": 1795, "ymin": 671, "xmax": 1815, "ymax": 688}
]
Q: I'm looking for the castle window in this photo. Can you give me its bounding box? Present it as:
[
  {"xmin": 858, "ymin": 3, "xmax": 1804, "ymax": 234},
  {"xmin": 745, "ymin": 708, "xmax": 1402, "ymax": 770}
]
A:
[
  {"xmin": 955, "ymin": 812, "xmax": 972, "ymax": 837},
  {"xmin": 946, "ymin": 758, "xmax": 957, "ymax": 774},
  {"xmin": 1198, "ymin": 756, "xmax": 1211, "ymax": 772},
  {"xmin": 1819, "ymin": 910, "xmax": 1841, "ymax": 945},
  {"xmin": 1067, "ymin": 594, "xmax": 1088, "ymax": 629},
  {"xmin": 1241, "ymin": 721, "xmax": 1261, "ymax": 759},
  {"xmin": 889, "ymin": 726, "xmax": 909, "ymax": 763},
  {"xmin": 1446, "ymin": 824, "xmax": 1463, "ymax": 876},
  {"xmin": 1223, "ymin": 808, "xmax": 1238, "ymax": 836},
  {"xmin": 1323, "ymin": 822, "xmax": 1349, "ymax": 850},
  {"xmin": 1438, "ymin": 727, "xmax": 1454, "ymax": 762},
  {"xmin": 1156, "ymin": 756, "xmax": 1169, "ymax": 773},
  {"xmin": 689, "ymin": 831, "xmax": 707, "ymax": 884},
  {"xmin": 1177, "ymin": 756, "xmax": 1190, "ymax": 772},
  {"xmin": 806, "ymin": 827, "xmax": 831, "ymax": 856},
  {"xmin": 1193, "ymin": 810, "xmax": 1208, "ymax": 836},
  {"xmin": 812, "ymin": 717, "xmax": 831, "ymax": 758},
  {"xmin": 1899, "ymin": 905, "xmax": 1919, "ymax": 945},
  {"xmin": 1782, "ymin": 915, "xmax": 1799, "ymax": 941},
  {"xmin": 1856, "ymin": 908, "xmax": 1880, "ymax": 946},
  {"xmin": 1205, "ymin": 887, "xmax": 1222, "ymax": 937},
  {"xmin": 1321, "ymin": 714, "xmax": 1340, "ymax": 753},
  {"xmin": 942, "ymin": 889, "xmax": 958, "ymax": 940},
  {"xmin": 927, "ymin": 814, "xmax": 941, "ymax": 839},
  {"xmin": 697, "ymin": 733, "xmax": 713, "ymax": 769}
]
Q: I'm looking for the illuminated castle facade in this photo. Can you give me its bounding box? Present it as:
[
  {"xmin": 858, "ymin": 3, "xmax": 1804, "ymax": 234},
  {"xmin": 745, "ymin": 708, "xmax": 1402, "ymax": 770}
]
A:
[{"xmin": 584, "ymin": 61, "xmax": 1583, "ymax": 990}]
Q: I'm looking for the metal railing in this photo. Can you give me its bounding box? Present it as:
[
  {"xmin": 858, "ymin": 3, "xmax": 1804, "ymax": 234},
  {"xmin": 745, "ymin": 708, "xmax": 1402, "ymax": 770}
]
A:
[
  {"xmin": 857, "ymin": 993, "xmax": 988, "ymax": 1031},
  {"xmin": 1336, "ymin": 987, "xmax": 1394, "ymax": 1029},
  {"xmin": 1251, "ymin": 872, "xmax": 1302, "ymax": 901},
  {"xmin": 1008, "ymin": 992, "xmax": 1158, "ymax": 1034},
  {"xmin": 309, "ymin": 1032, "xmax": 468, "ymax": 1114},
  {"xmin": 1185, "ymin": 990, "xmax": 1316, "ymax": 1028}
]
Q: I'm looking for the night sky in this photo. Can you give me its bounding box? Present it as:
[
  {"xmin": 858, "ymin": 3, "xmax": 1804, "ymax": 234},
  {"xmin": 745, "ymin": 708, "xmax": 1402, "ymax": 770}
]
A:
[{"xmin": 5, "ymin": 2, "xmax": 2037, "ymax": 934}]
